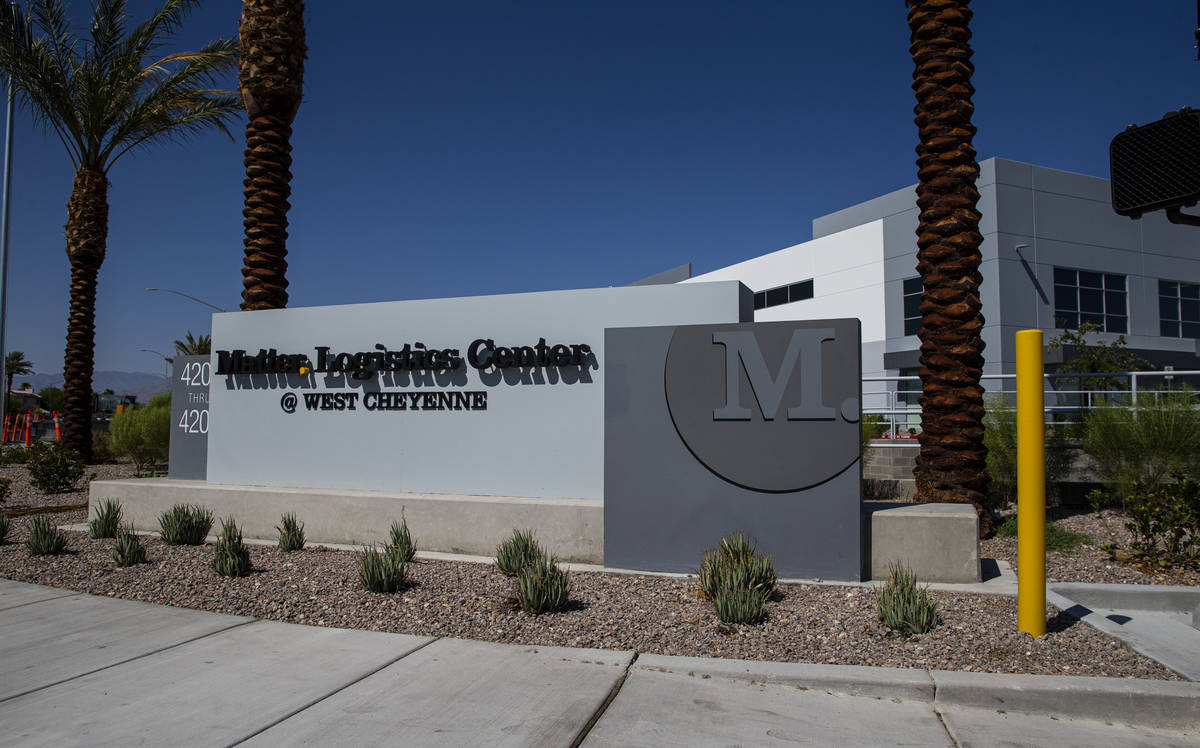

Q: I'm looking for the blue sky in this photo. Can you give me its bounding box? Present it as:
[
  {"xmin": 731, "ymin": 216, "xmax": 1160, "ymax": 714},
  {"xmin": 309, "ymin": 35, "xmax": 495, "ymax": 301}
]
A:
[{"xmin": 5, "ymin": 1, "xmax": 1197, "ymax": 377}]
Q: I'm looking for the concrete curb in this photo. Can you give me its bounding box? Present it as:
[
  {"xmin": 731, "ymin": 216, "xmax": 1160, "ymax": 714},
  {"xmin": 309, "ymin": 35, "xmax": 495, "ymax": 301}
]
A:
[{"xmin": 633, "ymin": 653, "xmax": 1200, "ymax": 730}]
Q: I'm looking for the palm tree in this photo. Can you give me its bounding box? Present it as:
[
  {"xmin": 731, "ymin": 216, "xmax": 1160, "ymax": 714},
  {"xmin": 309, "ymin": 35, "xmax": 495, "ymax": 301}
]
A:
[
  {"xmin": 0, "ymin": 0, "xmax": 240, "ymax": 461},
  {"xmin": 167, "ymin": 331, "xmax": 211, "ymax": 362},
  {"xmin": 4, "ymin": 351, "xmax": 31, "ymax": 395},
  {"xmin": 906, "ymin": 0, "xmax": 992, "ymax": 535},
  {"xmin": 238, "ymin": 0, "xmax": 305, "ymax": 311}
]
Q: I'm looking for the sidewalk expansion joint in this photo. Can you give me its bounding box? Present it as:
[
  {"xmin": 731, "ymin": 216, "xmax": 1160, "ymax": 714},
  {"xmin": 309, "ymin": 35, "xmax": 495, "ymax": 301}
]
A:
[
  {"xmin": 0, "ymin": 617, "xmax": 255, "ymax": 706},
  {"xmin": 0, "ymin": 590, "xmax": 84, "ymax": 613},
  {"xmin": 568, "ymin": 650, "xmax": 638, "ymax": 748},
  {"xmin": 932, "ymin": 708, "xmax": 961, "ymax": 748},
  {"xmin": 225, "ymin": 635, "xmax": 443, "ymax": 747}
]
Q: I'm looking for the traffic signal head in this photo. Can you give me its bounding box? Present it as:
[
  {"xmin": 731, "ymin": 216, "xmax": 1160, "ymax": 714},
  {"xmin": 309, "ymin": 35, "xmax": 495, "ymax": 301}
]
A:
[{"xmin": 1110, "ymin": 108, "xmax": 1200, "ymax": 218}]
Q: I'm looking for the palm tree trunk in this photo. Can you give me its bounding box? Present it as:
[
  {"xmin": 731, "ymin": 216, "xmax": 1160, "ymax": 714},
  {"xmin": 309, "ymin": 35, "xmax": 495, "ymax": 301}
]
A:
[
  {"xmin": 61, "ymin": 168, "xmax": 107, "ymax": 462},
  {"xmin": 240, "ymin": 112, "xmax": 292, "ymax": 310},
  {"xmin": 907, "ymin": 0, "xmax": 992, "ymax": 536}
]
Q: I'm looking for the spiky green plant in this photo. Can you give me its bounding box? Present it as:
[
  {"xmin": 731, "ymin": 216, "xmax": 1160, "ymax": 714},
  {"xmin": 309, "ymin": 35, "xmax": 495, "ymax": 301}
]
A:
[
  {"xmin": 0, "ymin": 475, "xmax": 11, "ymax": 502},
  {"xmin": 158, "ymin": 504, "xmax": 213, "ymax": 545},
  {"xmin": 495, "ymin": 528, "xmax": 545, "ymax": 576},
  {"xmin": 712, "ymin": 585, "xmax": 768, "ymax": 625},
  {"xmin": 698, "ymin": 532, "xmax": 777, "ymax": 599},
  {"xmin": 26, "ymin": 515, "xmax": 67, "ymax": 555},
  {"xmin": 112, "ymin": 524, "xmax": 146, "ymax": 567},
  {"xmin": 517, "ymin": 556, "xmax": 571, "ymax": 614},
  {"xmin": 276, "ymin": 512, "xmax": 305, "ymax": 552},
  {"xmin": 359, "ymin": 545, "xmax": 406, "ymax": 593},
  {"xmin": 876, "ymin": 561, "xmax": 939, "ymax": 636},
  {"xmin": 0, "ymin": 513, "xmax": 9, "ymax": 543},
  {"xmin": 388, "ymin": 514, "xmax": 415, "ymax": 563},
  {"xmin": 212, "ymin": 517, "xmax": 251, "ymax": 577},
  {"xmin": 88, "ymin": 499, "xmax": 123, "ymax": 539}
]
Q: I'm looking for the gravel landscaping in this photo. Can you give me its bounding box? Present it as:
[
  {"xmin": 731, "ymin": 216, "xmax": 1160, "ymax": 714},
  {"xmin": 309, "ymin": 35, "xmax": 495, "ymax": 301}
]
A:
[{"xmin": 0, "ymin": 462, "xmax": 1189, "ymax": 681}]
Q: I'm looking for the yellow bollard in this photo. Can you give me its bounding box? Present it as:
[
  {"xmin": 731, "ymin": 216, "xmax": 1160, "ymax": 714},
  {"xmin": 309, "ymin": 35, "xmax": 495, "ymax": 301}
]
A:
[{"xmin": 1016, "ymin": 329, "xmax": 1046, "ymax": 637}]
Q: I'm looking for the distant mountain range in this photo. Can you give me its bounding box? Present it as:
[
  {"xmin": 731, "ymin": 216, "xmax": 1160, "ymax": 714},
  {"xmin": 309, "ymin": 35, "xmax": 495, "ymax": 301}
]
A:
[{"xmin": 14, "ymin": 371, "xmax": 169, "ymax": 404}]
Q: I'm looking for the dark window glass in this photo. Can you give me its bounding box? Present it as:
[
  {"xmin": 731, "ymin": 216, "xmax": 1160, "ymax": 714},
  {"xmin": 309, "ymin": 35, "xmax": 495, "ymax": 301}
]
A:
[
  {"xmin": 904, "ymin": 317, "xmax": 921, "ymax": 336},
  {"xmin": 1080, "ymin": 312, "xmax": 1105, "ymax": 327},
  {"xmin": 1185, "ymin": 322, "xmax": 1200, "ymax": 339},
  {"xmin": 1057, "ymin": 312, "xmax": 1078, "ymax": 329},
  {"xmin": 1161, "ymin": 297, "xmax": 1180, "ymax": 321},
  {"xmin": 789, "ymin": 280, "xmax": 813, "ymax": 302},
  {"xmin": 766, "ymin": 287, "xmax": 788, "ymax": 307},
  {"xmin": 1106, "ymin": 315, "xmax": 1127, "ymax": 334},
  {"xmin": 753, "ymin": 292, "xmax": 765, "ymax": 310},
  {"xmin": 1183, "ymin": 299, "xmax": 1200, "ymax": 322},
  {"xmin": 1105, "ymin": 290, "xmax": 1126, "ymax": 313},
  {"xmin": 1183, "ymin": 283, "xmax": 1200, "ymax": 300},
  {"xmin": 1163, "ymin": 320, "xmax": 1180, "ymax": 337},
  {"xmin": 1079, "ymin": 288, "xmax": 1104, "ymax": 314},
  {"xmin": 903, "ymin": 277, "xmax": 922, "ymax": 294},
  {"xmin": 1054, "ymin": 268, "xmax": 1075, "ymax": 285},
  {"xmin": 1104, "ymin": 274, "xmax": 1126, "ymax": 291},
  {"xmin": 1079, "ymin": 271, "xmax": 1103, "ymax": 289},
  {"xmin": 1160, "ymin": 279, "xmax": 1178, "ymax": 296},
  {"xmin": 1055, "ymin": 286, "xmax": 1077, "ymax": 311},
  {"xmin": 903, "ymin": 294, "xmax": 922, "ymax": 318}
]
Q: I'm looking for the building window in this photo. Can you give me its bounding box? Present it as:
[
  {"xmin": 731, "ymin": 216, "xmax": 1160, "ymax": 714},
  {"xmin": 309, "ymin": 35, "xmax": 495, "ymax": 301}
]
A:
[
  {"xmin": 1053, "ymin": 268, "xmax": 1127, "ymax": 333},
  {"xmin": 1159, "ymin": 279, "xmax": 1200, "ymax": 339},
  {"xmin": 903, "ymin": 277, "xmax": 922, "ymax": 336},
  {"xmin": 752, "ymin": 279, "xmax": 813, "ymax": 311}
]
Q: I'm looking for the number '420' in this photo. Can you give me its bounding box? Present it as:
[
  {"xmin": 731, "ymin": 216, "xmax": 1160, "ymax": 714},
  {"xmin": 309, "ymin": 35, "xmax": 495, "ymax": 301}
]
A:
[{"xmin": 177, "ymin": 408, "xmax": 208, "ymax": 434}]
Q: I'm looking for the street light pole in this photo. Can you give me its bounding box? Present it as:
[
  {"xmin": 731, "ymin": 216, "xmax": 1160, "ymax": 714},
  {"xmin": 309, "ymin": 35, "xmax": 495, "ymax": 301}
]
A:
[
  {"xmin": 140, "ymin": 349, "xmax": 169, "ymax": 380},
  {"xmin": 145, "ymin": 287, "xmax": 227, "ymax": 313},
  {"xmin": 0, "ymin": 78, "xmax": 15, "ymax": 444}
]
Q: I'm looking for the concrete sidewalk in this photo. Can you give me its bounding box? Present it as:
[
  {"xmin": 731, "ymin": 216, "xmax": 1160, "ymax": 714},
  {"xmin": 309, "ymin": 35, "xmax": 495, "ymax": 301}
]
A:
[{"xmin": 1, "ymin": 580, "xmax": 1198, "ymax": 747}]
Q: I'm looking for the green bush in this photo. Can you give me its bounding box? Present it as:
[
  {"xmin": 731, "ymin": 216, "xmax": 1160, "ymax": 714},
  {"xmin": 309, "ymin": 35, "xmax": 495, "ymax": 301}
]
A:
[
  {"xmin": 495, "ymin": 529, "xmax": 545, "ymax": 576},
  {"xmin": 712, "ymin": 585, "xmax": 768, "ymax": 625},
  {"xmin": 112, "ymin": 525, "xmax": 147, "ymax": 567},
  {"xmin": 158, "ymin": 504, "xmax": 213, "ymax": 545},
  {"xmin": 0, "ymin": 476, "xmax": 10, "ymax": 502},
  {"xmin": 0, "ymin": 513, "xmax": 9, "ymax": 543},
  {"xmin": 213, "ymin": 518, "xmax": 251, "ymax": 577},
  {"xmin": 516, "ymin": 556, "xmax": 571, "ymax": 614},
  {"xmin": 983, "ymin": 396, "xmax": 1074, "ymax": 510},
  {"xmin": 91, "ymin": 431, "xmax": 118, "ymax": 464},
  {"xmin": 88, "ymin": 499, "xmax": 123, "ymax": 539},
  {"xmin": 359, "ymin": 545, "xmax": 406, "ymax": 593},
  {"xmin": 1122, "ymin": 474, "xmax": 1200, "ymax": 566},
  {"xmin": 876, "ymin": 561, "xmax": 938, "ymax": 636},
  {"xmin": 26, "ymin": 442, "xmax": 86, "ymax": 493},
  {"xmin": 994, "ymin": 515, "xmax": 1091, "ymax": 553},
  {"xmin": 698, "ymin": 532, "xmax": 777, "ymax": 600},
  {"xmin": 110, "ymin": 400, "xmax": 171, "ymax": 475},
  {"xmin": 276, "ymin": 512, "xmax": 305, "ymax": 552},
  {"xmin": 0, "ymin": 445, "xmax": 29, "ymax": 464},
  {"xmin": 1083, "ymin": 389, "xmax": 1200, "ymax": 504},
  {"xmin": 25, "ymin": 515, "xmax": 67, "ymax": 555},
  {"xmin": 388, "ymin": 515, "xmax": 416, "ymax": 563}
]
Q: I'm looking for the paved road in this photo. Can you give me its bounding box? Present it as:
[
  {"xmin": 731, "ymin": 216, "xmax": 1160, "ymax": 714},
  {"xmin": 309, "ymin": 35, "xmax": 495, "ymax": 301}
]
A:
[{"xmin": 1, "ymin": 579, "xmax": 1198, "ymax": 747}]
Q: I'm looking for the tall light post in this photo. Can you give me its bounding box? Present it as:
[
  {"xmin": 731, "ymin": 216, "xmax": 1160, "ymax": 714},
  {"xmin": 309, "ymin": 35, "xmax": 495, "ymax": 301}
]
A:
[
  {"xmin": 0, "ymin": 75, "xmax": 15, "ymax": 445},
  {"xmin": 140, "ymin": 349, "xmax": 169, "ymax": 380},
  {"xmin": 145, "ymin": 287, "xmax": 227, "ymax": 313}
]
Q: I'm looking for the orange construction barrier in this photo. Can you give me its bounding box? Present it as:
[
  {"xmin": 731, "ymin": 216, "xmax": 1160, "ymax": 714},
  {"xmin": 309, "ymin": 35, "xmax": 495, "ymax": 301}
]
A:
[
  {"xmin": 52, "ymin": 411, "xmax": 61, "ymax": 441},
  {"xmin": 23, "ymin": 411, "xmax": 31, "ymax": 447},
  {"xmin": 2, "ymin": 412, "xmax": 10, "ymax": 442}
]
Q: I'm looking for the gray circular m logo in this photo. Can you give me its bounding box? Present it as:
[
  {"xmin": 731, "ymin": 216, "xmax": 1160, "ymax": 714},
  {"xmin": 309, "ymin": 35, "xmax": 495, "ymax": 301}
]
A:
[{"xmin": 664, "ymin": 320, "xmax": 861, "ymax": 493}]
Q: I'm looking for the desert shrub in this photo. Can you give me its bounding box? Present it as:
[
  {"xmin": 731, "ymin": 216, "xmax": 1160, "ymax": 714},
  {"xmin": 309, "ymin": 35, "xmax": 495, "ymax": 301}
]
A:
[
  {"xmin": 0, "ymin": 445, "xmax": 29, "ymax": 464},
  {"xmin": 158, "ymin": 504, "xmax": 213, "ymax": 545},
  {"xmin": 359, "ymin": 545, "xmax": 406, "ymax": 593},
  {"xmin": 109, "ymin": 401, "xmax": 171, "ymax": 475},
  {"xmin": 388, "ymin": 514, "xmax": 416, "ymax": 562},
  {"xmin": 212, "ymin": 518, "xmax": 251, "ymax": 577},
  {"xmin": 516, "ymin": 556, "xmax": 571, "ymax": 614},
  {"xmin": 876, "ymin": 561, "xmax": 938, "ymax": 636},
  {"xmin": 0, "ymin": 514, "xmax": 9, "ymax": 543},
  {"xmin": 698, "ymin": 532, "xmax": 777, "ymax": 600},
  {"xmin": 0, "ymin": 476, "xmax": 10, "ymax": 502},
  {"xmin": 91, "ymin": 431, "xmax": 118, "ymax": 464},
  {"xmin": 1122, "ymin": 474, "xmax": 1200, "ymax": 566},
  {"xmin": 994, "ymin": 515, "xmax": 1091, "ymax": 553},
  {"xmin": 495, "ymin": 529, "xmax": 545, "ymax": 576},
  {"xmin": 88, "ymin": 499, "xmax": 123, "ymax": 539},
  {"xmin": 276, "ymin": 512, "xmax": 305, "ymax": 552},
  {"xmin": 112, "ymin": 525, "xmax": 147, "ymax": 567},
  {"xmin": 712, "ymin": 585, "xmax": 768, "ymax": 625},
  {"xmin": 1083, "ymin": 389, "xmax": 1200, "ymax": 504},
  {"xmin": 26, "ymin": 442, "xmax": 86, "ymax": 493},
  {"xmin": 25, "ymin": 515, "xmax": 67, "ymax": 556},
  {"xmin": 983, "ymin": 396, "xmax": 1074, "ymax": 510}
]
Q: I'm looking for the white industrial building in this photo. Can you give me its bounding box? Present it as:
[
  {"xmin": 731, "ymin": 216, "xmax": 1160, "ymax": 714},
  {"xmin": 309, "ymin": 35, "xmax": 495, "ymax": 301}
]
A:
[{"xmin": 670, "ymin": 157, "xmax": 1200, "ymax": 380}]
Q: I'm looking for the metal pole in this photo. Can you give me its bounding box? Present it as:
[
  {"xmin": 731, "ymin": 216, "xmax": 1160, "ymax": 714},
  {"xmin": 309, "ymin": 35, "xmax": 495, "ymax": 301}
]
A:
[
  {"xmin": 0, "ymin": 79, "xmax": 15, "ymax": 446},
  {"xmin": 1016, "ymin": 329, "xmax": 1046, "ymax": 638}
]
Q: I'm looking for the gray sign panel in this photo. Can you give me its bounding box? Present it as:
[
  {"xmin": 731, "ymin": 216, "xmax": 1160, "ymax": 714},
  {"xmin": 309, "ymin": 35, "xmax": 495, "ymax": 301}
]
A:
[
  {"xmin": 604, "ymin": 319, "xmax": 862, "ymax": 580},
  {"xmin": 168, "ymin": 355, "xmax": 210, "ymax": 480}
]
